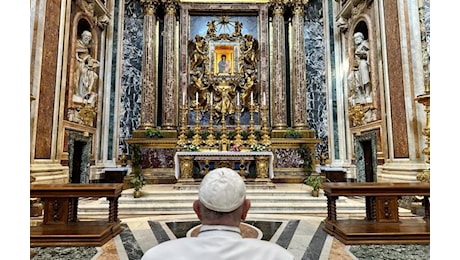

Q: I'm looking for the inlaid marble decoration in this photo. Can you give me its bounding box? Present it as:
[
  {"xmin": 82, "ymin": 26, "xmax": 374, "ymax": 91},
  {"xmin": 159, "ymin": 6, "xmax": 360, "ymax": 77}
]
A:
[
  {"xmin": 304, "ymin": 0, "xmax": 327, "ymax": 158},
  {"xmin": 119, "ymin": 0, "xmax": 143, "ymax": 143},
  {"xmin": 423, "ymin": 0, "xmax": 430, "ymax": 63},
  {"xmin": 275, "ymin": 148, "xmax": 303, "ymax": 168},
  {"xmin": 142, "ymin": 148, "xmax": 175, "ymax": 168}
]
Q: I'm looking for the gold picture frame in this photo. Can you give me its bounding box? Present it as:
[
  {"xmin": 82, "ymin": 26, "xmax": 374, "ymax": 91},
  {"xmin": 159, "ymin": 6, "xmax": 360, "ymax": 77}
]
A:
[{"xmin": 214, "ymin": 45, "xmax": 234, "ymax": 75}]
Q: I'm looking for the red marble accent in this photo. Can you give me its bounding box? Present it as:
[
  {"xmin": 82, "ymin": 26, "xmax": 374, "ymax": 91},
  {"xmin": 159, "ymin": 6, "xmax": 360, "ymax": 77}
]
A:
[
  {"xmin": 35, "ymin": 0, "xmax": 61, "ymax": 159},
  {"xmin": 383, "ymin": 0, "xmax": 409, "ymax": 158}
]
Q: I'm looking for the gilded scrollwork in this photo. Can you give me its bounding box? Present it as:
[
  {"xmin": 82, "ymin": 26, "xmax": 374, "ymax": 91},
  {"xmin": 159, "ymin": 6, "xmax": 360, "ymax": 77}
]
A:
[{"xmin": 187, "ymin": 16, "xmax": 261, "ymax": 120}]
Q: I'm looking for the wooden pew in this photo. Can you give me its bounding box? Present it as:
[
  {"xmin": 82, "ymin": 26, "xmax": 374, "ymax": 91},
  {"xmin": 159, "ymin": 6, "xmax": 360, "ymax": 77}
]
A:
[
  {"xmin": 30, "ymin": 183, "xmax": 123, "ymax": 247},
  {"xmin": 322, "ymin": 182, "xmax": 430, "ymax": 245}
]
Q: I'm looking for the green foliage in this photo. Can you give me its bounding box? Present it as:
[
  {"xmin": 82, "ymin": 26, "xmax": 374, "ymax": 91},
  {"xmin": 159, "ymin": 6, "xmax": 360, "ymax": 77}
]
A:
[
  {"xmin": 146, "ymin": 128, "xmax": 163, "ymax": 138},
  {"xmin": 304, "ymin": 175, "xmax": 322, "ymax": 191},
  {"xmin": 185, "ymin": 129, "xmax": 195, "ymax": 138},
  {"xmin": 214, "ymin": 131, "xmax": 222, "ymax": 139},
  {"xmin": 200, "ymin": 130, "xmax": 210, "ymax": 139},
  {"xmin": 130, "ymin": 144, "xmax": 146, "ymax": 191},
  {"xmin": 228, "ymin": 130, "xmax": 236, "ymax": 140},
  {"xmin": 284, "ymin": 128, "xmax": 302, "ymax": 138},
  {"xmin": 299, "ymin": 144, "xmax": 313, "ymax": 176},
  {"xmin": 240, "ymin": 130, "xmax": 249, "ymax": 140},
  {"xmin": 254, "ymin": 130, "xmax": 262, "ymax": 140}
]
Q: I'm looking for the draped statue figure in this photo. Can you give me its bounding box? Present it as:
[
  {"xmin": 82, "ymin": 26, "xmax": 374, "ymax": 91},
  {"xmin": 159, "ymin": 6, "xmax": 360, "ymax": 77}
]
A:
[{"xmin": 74, "ymin": 30, "xmax": 99, "ymax": 106}]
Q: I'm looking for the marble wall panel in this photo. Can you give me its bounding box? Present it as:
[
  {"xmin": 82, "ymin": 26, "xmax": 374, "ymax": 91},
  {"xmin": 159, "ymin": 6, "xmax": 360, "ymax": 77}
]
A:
[
  {"xmin": 304, "ymin": 0, "xmax": 327, "ymax": 158},
  {"xmin": 275, "ymin": 148, "xmax": 303, "ymax": 168},
  {"xmin": 142, "ymin": 148, "xmax": 174, "ymax": 168},
  {"xmin": 120, "ymin": 0, "xmax": 143, "ymax": 142},
  {"xmin": 35, "ymin": 0, "xmax": 61, "ymax": 159},
  {"xmin": 383, "ymin": 0, "xmax": 409, "ymax": 158},
  {"xmin": 423, "ymin": 0, "xmax": 430, "ymax": 75}
]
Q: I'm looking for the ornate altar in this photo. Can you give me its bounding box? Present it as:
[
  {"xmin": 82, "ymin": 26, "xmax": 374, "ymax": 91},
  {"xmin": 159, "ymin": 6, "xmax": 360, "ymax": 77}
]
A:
[
  {"xmin": 124, "ymin": 1, "xmax": 320, "ymax": 186},
  {"xmin": 174, "ymin": 151, "xmax": 274, "ymax": 180}
]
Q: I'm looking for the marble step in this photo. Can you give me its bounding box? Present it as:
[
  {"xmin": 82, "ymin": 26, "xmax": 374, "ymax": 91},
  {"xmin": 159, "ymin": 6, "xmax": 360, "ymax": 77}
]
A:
[{"xmin": 77, "ymin": 184, "xmax": 376, "ymax": 219}]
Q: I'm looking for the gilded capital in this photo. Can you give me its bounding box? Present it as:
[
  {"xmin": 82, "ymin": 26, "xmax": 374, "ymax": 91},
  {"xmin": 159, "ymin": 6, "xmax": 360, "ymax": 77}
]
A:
[
  {"xmin": 162, "ymin": 0, "xmax": 179, "ymax": 15},
  {"xmin": 140, "ymin": 0, "xmax": 159, "ymax": 15},
  {"xmin": 269, "ymin": 0, "xmax": 286, "ymax": 15}
]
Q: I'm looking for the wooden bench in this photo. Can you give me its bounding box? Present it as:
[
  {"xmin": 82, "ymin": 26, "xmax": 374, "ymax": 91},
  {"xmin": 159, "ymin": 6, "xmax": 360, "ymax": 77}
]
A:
[
  {"xmin": 322, "ymin": 182, "xmax": 430, "ymax": 245},
  {"xmin": 30, "ymin": 183, "xmax": 123, "ymax": 247}
]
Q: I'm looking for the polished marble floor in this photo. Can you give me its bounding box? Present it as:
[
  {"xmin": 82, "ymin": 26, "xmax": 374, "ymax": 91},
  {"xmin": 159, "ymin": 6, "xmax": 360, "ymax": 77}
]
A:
[{"xmin": 30, "ymin": 213, "xmax": 430, "ymax": 260}]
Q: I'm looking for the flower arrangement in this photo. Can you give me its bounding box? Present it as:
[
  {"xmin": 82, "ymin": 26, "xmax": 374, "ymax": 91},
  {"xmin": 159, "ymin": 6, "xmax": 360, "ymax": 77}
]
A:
[
  {"xmin": 183, "ymin": 144, "xmax": 200, "ymax": 152},
  {"xmin": 230, "ymin": 144, "xmax": 242, "ymax": 152},
  {"xmin": 250, "ymin": 144, "xmax": 266, "ymax": 152}
]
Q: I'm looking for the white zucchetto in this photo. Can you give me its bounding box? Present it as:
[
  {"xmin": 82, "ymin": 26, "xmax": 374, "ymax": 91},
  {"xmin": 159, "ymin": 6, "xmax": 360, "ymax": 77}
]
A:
[{"xmin": 198, "ymin": 167, "xmax": 246, "ymax": 212}]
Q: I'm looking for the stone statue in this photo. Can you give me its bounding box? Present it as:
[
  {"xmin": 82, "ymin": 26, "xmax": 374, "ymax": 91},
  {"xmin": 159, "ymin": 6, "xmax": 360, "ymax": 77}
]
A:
[
  {"xmin": 349, "ymin": 32, "xmax": 371, "ymax": 104},
  {"xmin": 74, "ymin": 30, "xmax": 99, "ymax": 106}
]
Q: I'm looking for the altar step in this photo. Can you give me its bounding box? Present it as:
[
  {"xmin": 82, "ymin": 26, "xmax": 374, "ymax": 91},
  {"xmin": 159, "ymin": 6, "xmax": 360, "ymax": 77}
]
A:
[{"xmin": 77, "ymin": 184, "xmax": 412, "ymax": 219}]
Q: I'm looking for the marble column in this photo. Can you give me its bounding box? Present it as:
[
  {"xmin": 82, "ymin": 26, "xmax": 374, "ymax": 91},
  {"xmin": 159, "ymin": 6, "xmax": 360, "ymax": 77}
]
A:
[
  {"xmin": 291, "ymin": 1, "xmax": 308, "ymax": 129},
  {"xmin": 139, "ymin": 0, "xmax": 159, "ymax": 129},
  {"xmin": 161, "ymin": 1, "xmax": 179, "ymax": 130},
  {"xmin": 270, "ymin": 1, "xmax": 288, "ymax": 130},
  {"xmin": 258, "ymin": 5, "xmax": 270, "ymax": 121}
]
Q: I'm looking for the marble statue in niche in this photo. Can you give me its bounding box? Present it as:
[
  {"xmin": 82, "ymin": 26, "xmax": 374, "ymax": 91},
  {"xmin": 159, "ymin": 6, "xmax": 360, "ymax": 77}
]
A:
[
  {"xmin": 348, "ymin": 32, "xmax": 371, "ymax": 105},
  {"xmin": 68, "ymin": 29, "xmax": 100, "ymax": 127},
  {"xmin": 74, "ymin": 30, "xmax": 99, "ymax": 107},
  {"xmin": 347, "ymin": 31, "xmax": 376, "ymax": 127}
]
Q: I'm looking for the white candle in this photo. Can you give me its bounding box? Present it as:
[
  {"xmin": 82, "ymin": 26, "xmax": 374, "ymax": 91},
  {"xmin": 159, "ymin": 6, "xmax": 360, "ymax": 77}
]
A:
[
  {"xmin": 237, "ymin": 92, "xmax": 240, "ymax": 106},
  {"xmin": 210, "ymin": 92, "xmax": 213, "ymax": 105},
  {"xmin": 196, "ymin": 92, "xmax": 198, "ymax": 104},
  {"xmin": 263, "ymin": 92, "xmax": 266, "ymax": 106},
  {"xmin": 182, "ymin": 90, "xmax": 186, "ymax": 105},
  {"xmin": 250, "ymin": 91, "xmax": 254, "ymax": 105}
]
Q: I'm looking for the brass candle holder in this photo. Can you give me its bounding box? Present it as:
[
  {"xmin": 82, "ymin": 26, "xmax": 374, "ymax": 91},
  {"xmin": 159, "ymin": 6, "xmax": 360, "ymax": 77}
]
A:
[
  {"xmin": 415, "ymin": 92, "xmax": 430, "ymax": 183},
  {"xmin": 219, "ymin": 113, "xmax": 229, "ymax": 151},
  {"xmin": 191, "ymin": 104, "xmax": 202, "ymax": 147},
  {"xmin": 260, "ymin": 103, "xmax": 271, "ymax": 147},
  {"xmin": 205, "ymin": 104, "xmax": 217, "ymax": 149},
  {"xmin": 247, "ymin": 103, "xmax": 257, "ymax": 146},
  {"xmin": 233, "ymin": 105, "xmax": 244, "ymax": 147},
  {"xmin": 177, "ymin": 104, "xmax": 188, "ymax": 147}
]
